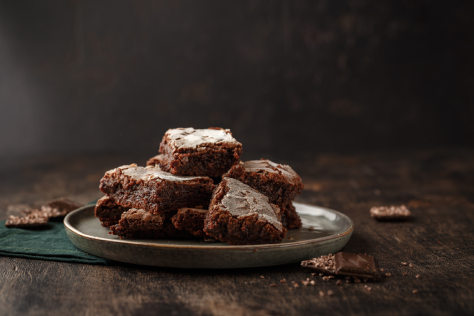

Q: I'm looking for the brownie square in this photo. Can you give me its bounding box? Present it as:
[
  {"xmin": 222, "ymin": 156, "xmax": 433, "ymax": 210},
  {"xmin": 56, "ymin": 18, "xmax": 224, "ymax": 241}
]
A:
[
  {"xmin": 110, "ymin": 209, "xmax": 194, "ymax": 239},
  {"xmin": 159, "ymin": 127, "xmax": 242, "ymax": 177},
  {"xmin": 94, "ymin": 195, "xmax": 129, "ymax": 227},
  {"xmin": 171, "ymin": 208, "xmax": 208, "ymax": 237},
  {"xmin": 225, "ymin": 159, "xmax": 304, "ymax": 229},
  {"xmin": 204, "ymin": 177, "xmax": 286, "ymax": 245},
  {"xmin": 99, "ymin": 164, "xmax": 214, "ymax": 214},
  {"xmin": 281, "ymin": 201, "xmax": 302, "ymax": 230}
]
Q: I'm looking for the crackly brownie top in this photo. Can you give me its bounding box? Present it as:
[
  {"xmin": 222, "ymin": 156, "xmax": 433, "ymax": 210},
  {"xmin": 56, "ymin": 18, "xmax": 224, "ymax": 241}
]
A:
[
  {"xmin": 220, "ymin": 178, "xmax": 283, "ymax": 231},
  {"xmin": 106, "ymin": 164, "xmax": 207, "ymax": 182},
  {"xmin": 242, "ymin": 160, "xmax": 302, "ymax": 187},
  {"xmin": 165, "ymin": 127, "xmax": 241, "ymax": 150}
]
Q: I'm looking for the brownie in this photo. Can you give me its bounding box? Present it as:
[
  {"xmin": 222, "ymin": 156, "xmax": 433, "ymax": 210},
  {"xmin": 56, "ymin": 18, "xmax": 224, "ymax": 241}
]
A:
[
  {"xmin": 94, "ymin": 195, "xmax": 129, "ymax": 227},
  {"xmin": 225, "ymin": 159, "xmax": 304, "ymax": 229},
  {"xmin": 281, "ymin": 201, "xmax": 302, "ymax": 230},
  {"xmin": 110, "ymin": 209, "xmax": 194, "ymax": 239},
  {"xmin": 204, "ymin": 177, "xmax": 286, "ymax": 245},
  {"xmin": 146, "ymin": 154, "xmax": 164, "ymax": 167},
  {"xmin": 99, "ymin": 164, "xmax": 214, "ymax": 214},
  {"xmin": 171, "ymin": 208, "xmax": 208, "ymax": 237},
  {"xmin": 159, "ymin": 127, "xmax": 243, "ymax": 177}
]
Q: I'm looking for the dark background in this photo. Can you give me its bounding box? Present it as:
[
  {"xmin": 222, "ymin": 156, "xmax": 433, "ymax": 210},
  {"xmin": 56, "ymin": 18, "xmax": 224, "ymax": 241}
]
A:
[{"xmin": 0, "ymin": 0, "xmax": 473, "ymax": 162}]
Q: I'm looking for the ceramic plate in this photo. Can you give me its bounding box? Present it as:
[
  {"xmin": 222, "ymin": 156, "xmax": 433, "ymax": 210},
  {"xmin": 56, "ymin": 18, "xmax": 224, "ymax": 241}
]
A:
[{"xmin": 64, "ymin": 203, "xmax": 353, "ymax": 269}]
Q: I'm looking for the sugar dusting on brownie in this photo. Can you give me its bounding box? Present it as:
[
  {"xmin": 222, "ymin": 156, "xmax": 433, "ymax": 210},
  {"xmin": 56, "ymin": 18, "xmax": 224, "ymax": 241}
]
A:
[
  {"xmin": 165, "ymin": 127, "xmax": 241, "ymax": 150},
  {"xmin": 220, "ymin": 178, "xmax": 283, "ymax": 231},
  {"xmin": 107, "ymin": 165, "xmax": 205, "ymax": 182},
  {"xmin": 242, "ymin": 160, "xmax": 302, "ymax": 186}
]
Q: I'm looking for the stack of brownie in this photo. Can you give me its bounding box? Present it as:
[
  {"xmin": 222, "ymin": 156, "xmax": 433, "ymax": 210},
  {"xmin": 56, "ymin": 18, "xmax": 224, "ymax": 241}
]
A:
[{"xmin": 95, "ymin": 127, "xmax": 304, "ymax": 245}]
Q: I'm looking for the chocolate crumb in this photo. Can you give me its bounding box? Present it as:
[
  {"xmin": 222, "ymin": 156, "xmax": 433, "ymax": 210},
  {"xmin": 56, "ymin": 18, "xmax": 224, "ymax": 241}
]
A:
[
  {"xmin": 345, "ymin": 277, "xmax": 351, "ymax": 280},
  {"xmin": 401, "ymin": 262, "xmax": 408, "ymax": 266},
  {"xmin": 327, "ymin": 290, "xmax": 334, "ymax": 296},
  {"xmin": 260, "ymin": 275, "xmax": 265, "ymax": 279},
  {"xmin": 412, "ymin": 289, "xmax": 419, "ymax": 294},
  {"xmin": 280, "ymin": 279, "xmax": 286, "ymax": 283},
  {"xmin": 319, "ymin": 291, "xmax": 325, "ymax": 297},
  {"xmin": 385, "ymin": 273, "xmax": 391, "ymax": 277},
  {"xmin": 403, "ymin": 273, "xmax": 408, "ymax": 276},
  {"xmin": 302, "ymin": 280, "xmax": 310, "ymax": 286},
  {"xmin": 354, "ymin": 277, "xmax": 361, "ymax": 283},
  {"xmin": 416, "ymin": 274, "xmax": 421, "ymax": 279},
  {"xmin": 380, "ymin": 268, "xmax": 384, "ymax": 272},
  {"xmin": 289, "ymin": 287, "xmax": 293, "ymax": 290},
  {"xmin": 346, "ymin": 280, "xmax": 350, "ymax": 283},
  {"xmin": 308, "ymin": 226, "xmax": 315, "ymax": 231},
  {"xmin": 270, "ymin": 284, "xmax": 278, "ymax": 287},
  {"xmin": 336, "ymin": 280, "xmax": 342, "ymax": 286},
  {"xmin": 322, "ymin": 276, "xmax": 330, "ymax": 281},
  {"xmin": 311, "ymin": 273, "xmax": 316, "ymax": 276},
  {"xmin": 253, "ymin": 249, "xmax": 258, "ymax": 252},
  {"xmin": 301, "ymin": 253, "xmax": 336, "ymax": 275},
  {"xmin": 409, "ymin": 263, "xmax": 414, "ymax": 268},
  {"xmin": 310, "ymin": 280, "xmax": 316, "ymax": 285},
  {"xmin": 367, "ymin": 287, "xmax": 372, "ymax": 291},
  {"xmin": 293, "ymin": 283, "xmax": 299, "ymax": 288}
]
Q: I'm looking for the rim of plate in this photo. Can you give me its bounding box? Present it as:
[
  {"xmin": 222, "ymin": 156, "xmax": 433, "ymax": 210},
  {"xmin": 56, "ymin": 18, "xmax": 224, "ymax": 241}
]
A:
[{"xmin": 64, "ymin": 202, "xmax": 354, "ymax": 250}]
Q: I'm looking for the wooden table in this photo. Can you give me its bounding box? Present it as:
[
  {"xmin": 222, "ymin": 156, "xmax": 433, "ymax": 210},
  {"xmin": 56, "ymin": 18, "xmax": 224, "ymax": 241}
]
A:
[{"xmin": 1, "ymin": 149, "xmax": 473, "ymax": 316}]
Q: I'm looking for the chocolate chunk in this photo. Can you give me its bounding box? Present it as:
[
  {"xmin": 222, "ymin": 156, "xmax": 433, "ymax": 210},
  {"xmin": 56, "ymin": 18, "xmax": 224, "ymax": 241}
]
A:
[
  {"xmin": 334, "ymin": 253, "xmax": 381, "ymax": 280},
  {"xmin": 300, "ymin": 254, "xmax": 336, "ymax": 275},
  {"xmin": 45, "ymin": 198, "xmax": 84, "ymax": 218},
  {"xmin": 370, "ymin": 205, "xmax": 411, "ymax": 221},
  {"xmin": 5, "ymin": 210, "xmax": 49, "ymax": 228}
]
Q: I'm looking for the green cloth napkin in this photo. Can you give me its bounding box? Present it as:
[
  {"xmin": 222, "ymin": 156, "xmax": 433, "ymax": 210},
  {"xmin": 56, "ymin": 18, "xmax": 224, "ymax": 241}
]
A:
[{"xmin": 0, "ymin": 218, "xmax": 111, "ymax": 265}]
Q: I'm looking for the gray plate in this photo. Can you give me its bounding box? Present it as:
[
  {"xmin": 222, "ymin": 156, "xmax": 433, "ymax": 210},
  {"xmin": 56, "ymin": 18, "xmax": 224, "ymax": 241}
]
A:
[{"xmin": 64, "ymin": 203, "xmax": 353, "ymax": 269}]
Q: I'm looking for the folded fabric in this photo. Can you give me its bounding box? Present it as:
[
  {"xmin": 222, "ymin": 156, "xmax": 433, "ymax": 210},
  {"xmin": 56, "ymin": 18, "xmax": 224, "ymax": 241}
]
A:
[{"xmin": 0, "ymin": 218, "xmax": 111, "ymax": 265}]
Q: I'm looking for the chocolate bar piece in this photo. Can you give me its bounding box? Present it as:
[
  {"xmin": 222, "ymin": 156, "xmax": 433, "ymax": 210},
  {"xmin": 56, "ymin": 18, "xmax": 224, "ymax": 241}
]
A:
[
  {"xmin": 334, "ymin": 252, "xmax": 381, "ymax": 280},
  {"xmin": 300, "ymin": 254, "xmax": 336, "ymax": 275},
  {"xmin": 370, "ymin": 205, "xmax": 411, "ymax": 221},
  {"xmin": 302, "ymin": 252, "xmax": 381, "ymax": 280},
  {"xmin": 43, "ymin": 198, "xmax": 84, "ymax": 218},
  {"xmin": 5, "ymin": 210, "xmax": 49, "ymax": 228}
]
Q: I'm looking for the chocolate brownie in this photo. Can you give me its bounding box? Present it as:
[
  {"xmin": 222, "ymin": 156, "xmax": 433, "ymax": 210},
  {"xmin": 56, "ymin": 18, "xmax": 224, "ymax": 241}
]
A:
[
  {"xmin": 171, "ymin": 208, "xmax": 208, "ymax": 237},
  {"xmin": 204, "ymin": 177, "xmax": 286, "ymax": 245},
  {"xmin": 110, "ymin": 209, "xmax": 194, "ymax": 239},
  {"xmin": 94, "ymin": 195, "xmax": 129, "ymax": 227},
  {"xmin": 159, "ymin": 127, "xmax": 243, "ymax": 177},
  {"xmin": 146, "ymin": 154, "xmax": 164, "ymax": 167},
  {"xmin": 225, "ymin": 159, "xmax": 304, "ymax": 229},
  {"xmin": 281, "ymin": 201, "xmax": 302, "ymax": 230},
  {"xmin": 99, "ymin": 164, "xmax": 214, "ymax": 214}
]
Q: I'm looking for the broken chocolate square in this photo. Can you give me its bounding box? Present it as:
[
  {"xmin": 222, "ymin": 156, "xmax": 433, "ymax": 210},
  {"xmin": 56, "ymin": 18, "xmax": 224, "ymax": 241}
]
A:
[
  {"xmin": 302, "ymin": 252, "xmax": 381, "ymax": 280},
  {"xmin": 334, "ymin": 252, "xmax": 381, "ymax": 280},
  {"xmin": 370, "ymin": 205, "xmax": 411, "ymax": 221},
  {"xmin": 300, "ymin": 254, "xmax": 336, "ymax": 275},
  {"xmin": 45, "ymin": 198, "xmax": 84, "ymax": 218},
  {"xmin": 5, "ymin": 210, "xmax": 49, "ymax": 228}
]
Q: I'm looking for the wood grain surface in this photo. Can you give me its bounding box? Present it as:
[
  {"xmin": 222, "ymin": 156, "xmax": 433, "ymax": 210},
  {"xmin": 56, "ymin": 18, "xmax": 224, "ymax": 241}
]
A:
[{"xmin": 1, "ymin": 149, "xmax": 473, "ymax": 316}]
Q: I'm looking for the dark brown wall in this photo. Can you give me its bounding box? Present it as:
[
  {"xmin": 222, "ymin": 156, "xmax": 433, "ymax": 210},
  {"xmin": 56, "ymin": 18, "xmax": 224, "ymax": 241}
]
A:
[{"xmin": 0, "ymin": 0, "xmax": 473, "ymax": 159}]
